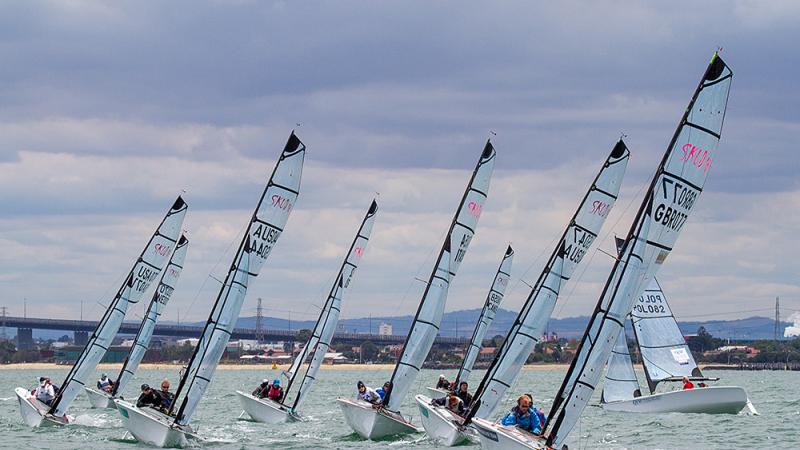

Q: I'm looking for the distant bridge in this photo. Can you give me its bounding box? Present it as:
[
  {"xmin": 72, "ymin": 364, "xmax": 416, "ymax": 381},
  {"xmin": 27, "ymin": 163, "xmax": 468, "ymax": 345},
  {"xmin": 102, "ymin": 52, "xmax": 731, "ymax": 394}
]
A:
[{"xmin": 1, "ymin": 315, "xmax": 468, "ymax": 347}]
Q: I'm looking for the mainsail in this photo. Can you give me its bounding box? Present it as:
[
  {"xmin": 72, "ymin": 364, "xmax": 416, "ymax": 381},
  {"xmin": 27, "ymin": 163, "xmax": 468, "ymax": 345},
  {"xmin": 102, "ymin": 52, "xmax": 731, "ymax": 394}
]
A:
[
  {"xmin": 454, "ymin": 245, "xmax": 513, "ymax": 386},
  {"xmin": 465, "ymin": 140, "xmax": 629, "ymax": 421},
  {"xmin": 283, "ymin": 199, "xmax": 379, "ymax": 411},
  {"xmin": 546, "ymin": 54, "xmax": 733, "ymax": 449},
  {"xmin": 49, "ymin": 196, "xmax": 188, "ymax": 417},
  {"xmin": 170, "ymin": 133, "xmax": 305, "ymax": 426},
  {"xmin": 112, "ymin": 234, "xmax": 189, "ymax": 397},
  {"xmin": 382, "ymin": 141, "xmax": 496, "ymax": 411},
  {"xmin": 632, "ymin": 278, "xmax": 702, "ymax": 392},
  {"xmin": 600, "ymin": 327, "xmax": 641, "ymax": 403}
]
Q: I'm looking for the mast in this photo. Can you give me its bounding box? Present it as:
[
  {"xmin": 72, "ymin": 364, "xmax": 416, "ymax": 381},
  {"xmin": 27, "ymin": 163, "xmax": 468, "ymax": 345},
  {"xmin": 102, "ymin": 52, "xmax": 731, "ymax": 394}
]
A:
[
  {"xmin": 382, "ymin": 141, "xmax": 496, "ymax": 411},
  {"xmin": 49, "ymin": 196, "xmax": 187, "ymax": 417},
  {"xmin": 282, "ymin": 199, "xmax": 379, "ymax": 411},
  {"xmin": 465, "ymin": 140, "xmax": 629, "ymax": 422},
  {"xmin": 454, "ymin": 245, "xmax": 513, "ymax": 386},
  {"xmin": 546, "ymin": 54, "xmax": 733, "ymax": 449},
  {"xmin": 170, "ymin": 132, "xmax": 305, "ymax": 426},
  {"xmin": 112, "ymin": 234, "xmax": 189, "ymax": 397}
]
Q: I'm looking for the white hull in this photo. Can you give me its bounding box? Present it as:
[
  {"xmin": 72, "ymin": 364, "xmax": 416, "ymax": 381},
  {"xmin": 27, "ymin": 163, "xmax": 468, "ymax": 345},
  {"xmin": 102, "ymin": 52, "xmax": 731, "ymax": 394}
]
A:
[
  {"xmin": 236, "ymin": 390, "xmax": 300, "ymax": 423},
  {"xmin": 601, "ymin": 386, "xmax": 748, "ymax": 414},
  {"xmin": 337, "ymin": 397, "xmax": 420, "ymax": 440},
  {"xmin": 115, "ymin": 400, "xmax": 191, "ymax": 448},
  {"xmin": 425, "ymin": 386, "xmax": 449, "ymax": 398},
  {"xmin": 84, "ymin": 387, "xmax": 116, "ymax": 409},
  {"xmin": 471, "ymin": 417, "xmax": 546, "ymax": 450},
  {"xmin": 15, "ymin": 387, "xmax": 68, "ymax": 428},
  {"xmin": 415, "ymin": 395, "xmax": 475, "ymax": 446}
]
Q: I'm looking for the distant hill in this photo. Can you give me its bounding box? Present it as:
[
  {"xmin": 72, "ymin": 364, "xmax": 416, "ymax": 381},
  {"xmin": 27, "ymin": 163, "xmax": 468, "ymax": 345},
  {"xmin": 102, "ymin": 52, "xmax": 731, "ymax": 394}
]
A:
[{"xmin": 24, "ymin": 309, "xmax": 791, "ymax": 341}]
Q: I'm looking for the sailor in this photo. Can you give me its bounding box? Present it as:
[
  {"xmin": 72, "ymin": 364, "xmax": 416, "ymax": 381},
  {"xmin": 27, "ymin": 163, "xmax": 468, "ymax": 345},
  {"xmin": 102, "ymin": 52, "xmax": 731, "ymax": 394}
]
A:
[
  {"xmin": 524, "ymin": 392, "xmax": 546, "ymax": 428},
  {"xmin": 159, "ymin": 380, "xmax": 175, "ymax": 410},
  {"xmin": 356, "ymin": 381, "xmax": 381, "ymax": 404},
  {"xmin": 136, "ymin": 384, "xmax": 163, "ymax": 409},
  {"xmin": 455, "ymin": 381, "xmax": 473, "ymax": 408},
  {"xmin": 34, "ymin": 377, "xmax": 55, "ymax": 406},
  {"xmin": 435, "ymin": 374, "xmax": 450, "ymax": 390},
  {"xmin": 431, "ymin": 392, "xmax": 465, "ymax": 415},
  {"xmin": 682, "ymin": 376, "xmax": 695, "ymax": 390},
  {"xmin": 97, "ymin": 373, "xmax": 114, "ymax": 393},
  {"xmin": 501, "ymin": 395, "xmax": 542, "ymax": 435},
  {"xmin": 267, "ymin": 378, "xmax": 284, "ymax": 402},
  {"xmin": 252, "ymin": 379, "xmax": 270, "ymax": 399},
  {"xmin": 375, "ymin": 381, "xmax": 392, "ymax": 400}
]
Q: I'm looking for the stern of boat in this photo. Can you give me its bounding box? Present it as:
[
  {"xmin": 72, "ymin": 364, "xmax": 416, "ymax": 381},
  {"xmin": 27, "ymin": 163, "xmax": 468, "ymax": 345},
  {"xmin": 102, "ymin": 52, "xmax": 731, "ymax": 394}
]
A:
[
  {"xmin": 471, "ymin": 417, "xmax": 547, "ymax": 450},
  {"xmin": 336, "ymin": 397, "xmax": 419, "ymax": 440},
  {"xmin": 236, "ymin": 390, "xmax": 293, "ymax": 424},
  {"xmin": 16, "ymin": 387, "xmax": 45, "ymax": 427},
  {"xmin": 601, "ymin": 386, "xmax": 748, "ymax": 414},
  {"xmin": 84, "ymin": 387, "xmax": 115, "ymax": 409},
  {"xmin": 415, "ymin": 394, "xmax": 471, "ymax": 446}
]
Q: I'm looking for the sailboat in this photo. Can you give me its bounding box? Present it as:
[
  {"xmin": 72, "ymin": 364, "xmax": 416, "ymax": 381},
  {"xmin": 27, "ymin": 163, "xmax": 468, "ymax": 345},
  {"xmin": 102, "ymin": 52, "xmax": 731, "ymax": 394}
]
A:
[
  {"xmin": 84, "ymin": 234, "xmax": 190, "ymax": 409},
  {"xmin": 337, "ymin": 140, "xmax": 496, "ymax": 440},
  {"xmin": 236, "ymin": 199, "xmax": 379, "ymax": 423},
  {"xmin": 473, "ymin": 53, "xmax": 733, "ymax": 450},
  {"xmin": 601, "ymin": 277, "xmax": 749, "ymax": 413},
  {"xmin": 416, "ymin": 245, "xmax": 513, "ymax": 444},
  {"xmin": 430, "ymin": 139, "xmax": 630, "ymax": 447},
  {"xmin": 115, "ymin": 132, "xmax": 305, "ymax": 447},
  {"xmin": 15, "ymin": 196, "xmax": 187, "ymax": 427},
  {"xmin": 422, "ymin": 245, "xmax": 513, "ymax": 400}
]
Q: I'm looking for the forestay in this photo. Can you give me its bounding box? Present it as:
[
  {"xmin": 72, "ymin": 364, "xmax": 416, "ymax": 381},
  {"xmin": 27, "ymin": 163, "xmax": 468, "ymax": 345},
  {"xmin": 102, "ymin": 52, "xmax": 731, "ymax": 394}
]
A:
[
  {"xmin": 284, "ymin": 199, "xmax": 379, "ymax": 411},
  {"xmin": 49, "ymin": 196, "xmax": 188, "ymax": 417},
  {"xmin": 383, "ymin": 141, "xmax": 496, "ymax": 412},
  {"xmin": 601, "ymin": 328, "xmax": 641, "ymax": 403},
  {"xmin": 546, "ymin": 54, "xmax": 733, "ymax": 449},
  {"xmin": 113, "ymin": 234, "xmax": 189, "ymax": 397},
  {"xmin": 632, "ymin": 278, "xmax": 701, "ymax": 392},
  {"xmin": 454, "ymin": 245, "xmax": 513, "ymax": 386},
  {"xmin": 466, "ymin": 140, "xmax": 629, "ymax": 421},
  {"xmin": 171, "ymin": 133, "xmax": 305, "ymax": 427}
]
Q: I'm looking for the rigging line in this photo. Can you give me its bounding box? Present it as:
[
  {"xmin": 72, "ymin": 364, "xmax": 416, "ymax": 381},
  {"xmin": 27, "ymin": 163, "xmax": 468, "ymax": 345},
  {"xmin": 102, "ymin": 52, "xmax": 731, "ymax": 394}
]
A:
[
  {"xmin": 553, "ymin": 171, "xmax": 649, "ymax": 320},
  {"xmin": 505, "ymin": 234, "xmax": 559, "ymax": 310},
  {"xmin": 179, "ymin": 219, "xmax": 249, "ymax": 323}
]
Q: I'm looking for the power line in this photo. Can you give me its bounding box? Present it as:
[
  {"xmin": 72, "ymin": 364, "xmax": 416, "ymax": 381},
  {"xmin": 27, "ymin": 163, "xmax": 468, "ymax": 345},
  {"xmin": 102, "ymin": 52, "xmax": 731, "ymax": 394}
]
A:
[{"xmin": 775, "ymin": 297, "xmax": 781, "ymax": 342}]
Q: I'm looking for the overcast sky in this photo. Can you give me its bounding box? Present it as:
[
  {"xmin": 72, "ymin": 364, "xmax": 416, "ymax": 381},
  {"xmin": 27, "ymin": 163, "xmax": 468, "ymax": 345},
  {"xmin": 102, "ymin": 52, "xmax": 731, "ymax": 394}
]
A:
[{"xmin": 0, "ymin": 1, "xmax": 797, "ymax": 332}]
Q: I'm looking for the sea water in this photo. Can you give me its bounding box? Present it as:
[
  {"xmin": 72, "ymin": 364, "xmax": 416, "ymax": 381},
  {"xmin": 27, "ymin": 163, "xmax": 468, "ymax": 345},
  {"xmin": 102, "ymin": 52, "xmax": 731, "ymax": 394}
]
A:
[{"xmin": 1, "ymin": 367, "xmax": 797, "ymax": 449}]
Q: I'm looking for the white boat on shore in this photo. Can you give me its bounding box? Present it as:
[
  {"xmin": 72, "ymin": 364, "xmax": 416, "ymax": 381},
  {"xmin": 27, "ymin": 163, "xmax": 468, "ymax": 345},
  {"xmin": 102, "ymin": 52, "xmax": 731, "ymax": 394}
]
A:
[
  {"xmin": 416, "ymin": 395, "xmax": 476, "ymax": 446},
  {"xmin": 337, "ymin": 397, "xmax": 421, "ymax": 439},
  {"xmin": 116, "ymin": 400, "xmax": 193, "ymax": 448}
]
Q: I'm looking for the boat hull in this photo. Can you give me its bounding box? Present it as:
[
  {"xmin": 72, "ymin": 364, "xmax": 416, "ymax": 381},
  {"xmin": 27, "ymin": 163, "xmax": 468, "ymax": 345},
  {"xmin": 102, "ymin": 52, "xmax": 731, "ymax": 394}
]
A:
[
  {"xmin": 115, "ymin": 400, "xmax": 190, "ymax": 448},
  {"xmin": 471, "ymin": 417, "xmax": 546, "ymax": 450},
  {"xmin": 236, "ymin": 390, "xmax": 300, "ymax": 423},
  {"xmin": 425, "ymin": 386, "xmax": 449, "ymax": 398},
  {"xmin": 337, "ymin": 397, "xmax": 420, "ymax": 440},
  {"xmin": 15, "ymin": 387, "xmax": 68, "ymax": 428},
  {"xmin": 601, "ymin": 386, "xmax": 748, "ymax": 414},
  {"xmin": 415, "ymin": 395, "xmax": 474, "ymax": 446},
  {"xmin": 84, "ymin": 387, "xmax": 116, "ymax": 409}
]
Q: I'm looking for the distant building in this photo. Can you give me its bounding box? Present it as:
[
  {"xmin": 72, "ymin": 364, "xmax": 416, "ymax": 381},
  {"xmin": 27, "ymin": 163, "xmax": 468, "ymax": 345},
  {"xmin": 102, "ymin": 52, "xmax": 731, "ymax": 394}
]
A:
[
  {"xmin": 177, "ymin": 338, "xmax": 199, "ymax": 347},
  {"xmin": 378, "ymin": 322, "xmax": 392, "ymax": 336}
]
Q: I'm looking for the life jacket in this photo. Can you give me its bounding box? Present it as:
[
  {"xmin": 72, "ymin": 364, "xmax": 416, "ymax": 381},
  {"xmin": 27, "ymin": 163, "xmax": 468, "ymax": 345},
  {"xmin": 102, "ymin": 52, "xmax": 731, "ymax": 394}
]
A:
[{"xmin": 268, "ymin": 385, "xmax": 283, "ymax": 400}]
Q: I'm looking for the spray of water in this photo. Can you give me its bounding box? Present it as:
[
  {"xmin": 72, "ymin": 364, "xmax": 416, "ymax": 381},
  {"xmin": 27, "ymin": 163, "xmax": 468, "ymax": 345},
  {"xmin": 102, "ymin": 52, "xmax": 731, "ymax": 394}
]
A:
[{"xmin": 783, "ymin": 312, "xmax": 800, "ymax": 338}]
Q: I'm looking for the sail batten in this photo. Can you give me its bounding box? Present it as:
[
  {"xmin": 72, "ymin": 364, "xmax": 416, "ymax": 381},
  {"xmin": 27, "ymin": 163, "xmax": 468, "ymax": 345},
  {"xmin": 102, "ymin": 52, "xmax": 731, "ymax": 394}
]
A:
[
  {"xmin": 546, "ymin": 54, "xmax": 733, "ymax": 449},
  {"xmin": 383, "ymin": 141, "xmax": 496, "ymax": 412},
  {"xmin": 49, "ymin": 196, "xmax": 187, "ymax": 417},
  {"xmin": 465, "ymin": 140, "xmax": 629, "ymax": 422},
  {"xmin": 170, "ymin": 133, "xmax": 305, "ymax": 427},
  {"xmin": 283, "ymin": 199, "xmax": 379, "ymax": 411}
]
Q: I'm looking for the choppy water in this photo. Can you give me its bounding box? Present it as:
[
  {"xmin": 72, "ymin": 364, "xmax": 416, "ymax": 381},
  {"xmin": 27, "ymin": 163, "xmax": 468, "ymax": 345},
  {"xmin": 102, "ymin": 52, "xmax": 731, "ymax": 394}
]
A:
[{"xmin": 1, "ymin": 366, "xmax": 797, "ymax": 449}]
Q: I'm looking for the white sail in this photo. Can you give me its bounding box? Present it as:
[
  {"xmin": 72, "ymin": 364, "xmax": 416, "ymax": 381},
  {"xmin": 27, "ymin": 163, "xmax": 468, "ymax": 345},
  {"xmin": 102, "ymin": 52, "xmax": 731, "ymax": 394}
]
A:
[
  {"xmin": 383, "ymin": 141, "xmax": 496, "ymax": 412},
  {"xmin": 113, "ymin": 234, "xmax": 189, "ymax": 397},
  {"xmin": 632, "ymin": 278, "xmax": 701, "ymax": 392},
  {"xmin": 454, "ymin": 245, "xmax": 513, "ymax": 386},
  {"xmin": 546, "ymin": 54, "xmax": 733, "ymax": 449},
  {"xmin": 286, "ymin": 199, "xmax": 379, "ymax": 411},
  {"xmin": 49, "ymin": 196, "xmax": 187, "ymax": 417},
  {"xmin": 466, "ymin": 140, "xmax": 629, "ymax": 421},
  {"xmin": 601, "ymin": 327, "xmax": 641, "ymax": 403},
  {"xmin": 171, "ymin": 133, "xmax": 305, "ymax": 426}
]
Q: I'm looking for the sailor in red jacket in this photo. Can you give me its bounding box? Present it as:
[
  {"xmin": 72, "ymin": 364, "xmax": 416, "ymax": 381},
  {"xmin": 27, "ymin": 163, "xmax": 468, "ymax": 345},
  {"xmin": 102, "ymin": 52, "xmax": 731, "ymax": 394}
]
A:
[{"xmin": 682, "ymin": 376, "xmax": 694, "ymax": 390}]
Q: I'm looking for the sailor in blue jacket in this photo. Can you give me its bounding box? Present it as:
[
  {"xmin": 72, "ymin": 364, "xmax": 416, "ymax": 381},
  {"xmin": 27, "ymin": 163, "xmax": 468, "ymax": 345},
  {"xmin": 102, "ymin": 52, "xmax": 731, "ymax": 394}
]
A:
[{"xmin": 501, "ymin": 395, "xmax": 542, "ymax": 435}]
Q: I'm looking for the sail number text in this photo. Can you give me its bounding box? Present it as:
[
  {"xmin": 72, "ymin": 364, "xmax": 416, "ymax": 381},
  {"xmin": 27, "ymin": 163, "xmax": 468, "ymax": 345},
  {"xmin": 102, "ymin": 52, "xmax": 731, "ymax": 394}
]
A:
[
  {"xmin": 655, "ymin": 176, "xmax": 700, "ymax": 233},
  {"xmin": 565, "ymin": 228, "xmax": 595, "ymax": 264},
  {"xmin": 251, "ymin": 223, "xmax": 281, "ymax": 259}
]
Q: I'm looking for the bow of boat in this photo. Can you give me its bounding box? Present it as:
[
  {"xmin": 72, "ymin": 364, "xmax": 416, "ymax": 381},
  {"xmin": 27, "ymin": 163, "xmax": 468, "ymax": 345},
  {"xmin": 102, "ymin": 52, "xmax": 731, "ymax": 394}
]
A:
[{"xmin": 115, "ymin": 399, "xmax": 191, "ymax": 448}]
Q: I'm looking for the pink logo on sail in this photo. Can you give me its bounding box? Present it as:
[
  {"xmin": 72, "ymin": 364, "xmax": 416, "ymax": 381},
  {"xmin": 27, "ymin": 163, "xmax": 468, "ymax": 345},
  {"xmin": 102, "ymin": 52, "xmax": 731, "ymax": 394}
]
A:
[
  {"xmin": 467, "ymin": 201, "xmax": 483, "ymax": 219},
  {"xmin": 353, "ymin": 247, "xmax": 363, "ymax": 258},
  {"xmin": 680, "ymin": 143, "xmax": 712, "ymax": 173},
  {"xmin": 154, "ymin": 244, "xmax": 170, "ymax": 256},
  {"xmin": 271, "ymin": 194, "xmax": 293, "ymax": 211}
]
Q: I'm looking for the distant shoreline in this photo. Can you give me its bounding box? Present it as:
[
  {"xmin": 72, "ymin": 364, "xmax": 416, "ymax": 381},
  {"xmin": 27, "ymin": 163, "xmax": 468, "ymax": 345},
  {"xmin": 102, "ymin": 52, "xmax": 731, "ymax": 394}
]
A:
[{"xmin": 0, "ymin": 362, "xmax": 571, "ymax": 371}]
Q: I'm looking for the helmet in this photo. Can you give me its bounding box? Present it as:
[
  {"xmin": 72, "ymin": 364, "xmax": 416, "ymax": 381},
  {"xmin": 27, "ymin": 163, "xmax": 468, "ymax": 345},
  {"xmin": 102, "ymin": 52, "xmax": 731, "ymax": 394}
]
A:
[{"xmin": 272, "ymin": 378, "xmax": 280, "ymax": 385}]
